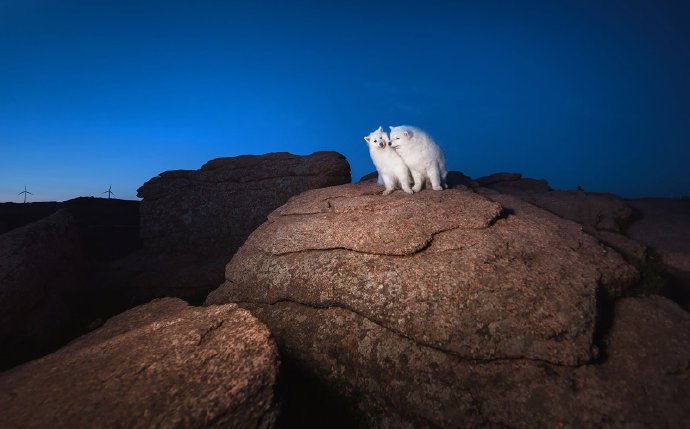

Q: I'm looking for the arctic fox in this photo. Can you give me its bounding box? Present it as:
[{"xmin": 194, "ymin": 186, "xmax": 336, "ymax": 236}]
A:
[
  {"xmin": 364, "ymin": 126, "xmax": 414, "ymax": 195},
  {"xmin": 388, "ymin": 125, "xmax": 447, "ymax": 192}
]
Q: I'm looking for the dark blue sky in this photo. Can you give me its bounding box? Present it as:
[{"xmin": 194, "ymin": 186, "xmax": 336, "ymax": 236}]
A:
[{"xmin": 1, "ymin": 0, "xmax": 689, "ymax": 201}]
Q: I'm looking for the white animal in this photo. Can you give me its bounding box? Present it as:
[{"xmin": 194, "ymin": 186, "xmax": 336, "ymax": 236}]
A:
[
  {"xmin": 388, "ymin": 125, "xmax": 447, "ymax": 192},
  {"xmin": 364, "ymin": 126, "xmax": 413, "ymax": 195}
]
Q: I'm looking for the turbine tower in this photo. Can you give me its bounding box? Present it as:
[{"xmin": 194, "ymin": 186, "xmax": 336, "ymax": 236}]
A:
[
  {"xmin": 18, "ymin": 185, "xmax": 33, "ymax": 203},
  {"xmin": 102, "ymin": 185, "xmax": 115, "ymax": 199}
]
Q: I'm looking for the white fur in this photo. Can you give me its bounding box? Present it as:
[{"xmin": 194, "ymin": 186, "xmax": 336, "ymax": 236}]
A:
[
  {"xmin": 389, "ymin": 125, "xmax": 447, "ymax": 192},
  {"xmin": 364, "ymin": 126, "xmax": 413, "ymax": 195}
]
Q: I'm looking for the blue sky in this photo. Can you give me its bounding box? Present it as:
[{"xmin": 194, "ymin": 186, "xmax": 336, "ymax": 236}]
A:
[{"xmin": 1, "ymin": 0, "xmax": 689, "ymax": 201}]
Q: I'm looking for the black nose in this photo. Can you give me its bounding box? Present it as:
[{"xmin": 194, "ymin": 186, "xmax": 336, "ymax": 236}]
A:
[{"xmin": 387, "ymin": 142, "xmax": 392, "ymax": 146}]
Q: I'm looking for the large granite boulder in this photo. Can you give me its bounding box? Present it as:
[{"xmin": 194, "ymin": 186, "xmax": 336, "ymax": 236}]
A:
[
  {"xmin": 98, "ymin": 151, "xmax": 351, "ymax": 305},
  {"xmin": 137, "ymin": 151, "xmax": 351, "ymax": 259},
  {"xmin": 0, "ymin": 298, "xmax": 279, "ymax": 429},
  {"xmin": 0, "ymin": 210, "xmax": 88, "ymax": 369},
  {"xmin": 204, "ymin": 182, "xmax": 656, "ymax": 425}
]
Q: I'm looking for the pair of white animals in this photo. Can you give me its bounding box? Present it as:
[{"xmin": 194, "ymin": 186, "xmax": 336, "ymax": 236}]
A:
[{"xmin": 364, "ymin": 125, "xmax": 447, "ymax": 195}]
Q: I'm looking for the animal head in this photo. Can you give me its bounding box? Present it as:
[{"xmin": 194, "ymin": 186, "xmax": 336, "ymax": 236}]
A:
[
  {"xmin": 364, "ymin": 126, "xmax": 390, "ymax": 149},
  {"xmin": 388, "ymin": 126, "xmax": 413, "ymax": 149}
]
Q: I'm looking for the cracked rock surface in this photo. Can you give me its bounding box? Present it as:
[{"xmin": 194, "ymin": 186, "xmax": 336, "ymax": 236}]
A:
[
  {"xmin": 200, "ymin": 182, "xmax": 682, "ymax": 426},
  {"xmin": 0, "ymin": 298, "xmax": 278, "ymax": 429},
  {"xmin": 208, "ymin": 183, "xmax": 637, "ymax": 366},
  {"xmin": 239, "ymin": 295, "xmax": 689, "ymax": 428}
]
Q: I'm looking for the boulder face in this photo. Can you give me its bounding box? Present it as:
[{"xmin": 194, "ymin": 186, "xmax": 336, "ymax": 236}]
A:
[
  {"xmin": 137, "ymin": 151, "xmax": 351, "ymax": 259},
  {"xmin": 0, "ymin": 298, "xmax": 279, "ymax": 429},
  {"xmin": 204, "ymin": 182, "xmax": 658, "ymax": 425},
  {"xmin": 96, "ymin": 151, "xmax": 351, "ymax": 306},
  {"xmin": 209, "ymin": 183, "xmax": 637, "ymax": 366},
  {"xmin": 0, "ymin": 209, "xmax": 88, "ymax": 369}
]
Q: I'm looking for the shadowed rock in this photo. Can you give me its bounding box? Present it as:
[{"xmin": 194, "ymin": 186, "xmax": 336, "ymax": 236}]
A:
[
  {"xmin": 627, "ymin": 198, "xmax": 690, "ymax": 308},
  {"xmin": 0, "ymin": 298, "xmax": 278, "ymax": 429},
  {"xmin": 485, "ymin": 177, "xmax": 552, "ymax": 195},
  {"xmin": 0, "ymin": 210, "xmax": 88, "ymax": 369},
  {"xmin": 238, "ymin": 295, "xmax": 688, "ymax": 427},
  {"xmin": 470, "ymin": 172, "xmax": 522, "ymax": 187},
  {"xmin": 100, "ymin": 151, "xmax": 351, "ymax": 305},
  {"xmin": 138, "ymin": 151, "xmax": 351, "ymax": 258},
  {"xmin": 0, "ymin": 197, "xmax": 140, "ymax": 262}
]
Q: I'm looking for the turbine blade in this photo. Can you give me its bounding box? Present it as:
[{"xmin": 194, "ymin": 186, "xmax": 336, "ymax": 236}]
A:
[{"xmin": 27, "ymin": 191, "xmax": 33, "ymax": 195}]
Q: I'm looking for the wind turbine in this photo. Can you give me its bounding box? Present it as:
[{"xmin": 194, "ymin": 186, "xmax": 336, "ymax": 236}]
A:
[
  {"xmin": 102, "ymin": 185, "xmax": 115, "ymax": 199},
  {"xmin": 18, "ymin": 185, "xmax": 33, "ymax": 203}
]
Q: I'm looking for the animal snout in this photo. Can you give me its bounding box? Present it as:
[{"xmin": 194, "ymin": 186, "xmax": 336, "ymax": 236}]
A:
[
  {"xmin": 378, "ymin": 142, "xmax": 386, "ymax": 148},
  {"xmin": 387, "ymin": 141, "xmax": 392, "ymax": 146}
]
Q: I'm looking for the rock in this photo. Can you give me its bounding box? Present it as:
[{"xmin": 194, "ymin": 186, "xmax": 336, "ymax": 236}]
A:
[
  {"xmin": 222, "ymin": 296, "xmax": 689, "ymax": 427},
  {"xmin": 137, "ymin": 151, "xmax": 351, "ymax": 259},
  {"xmin": 528, "ymin": 191, "xmax": 633, "ymax": 232},
  {"xmin": 587, "ymin": 229, "xmax": 647, "ymax": 261},
  {"xmin": 0, "ymin": 298, "xmax": 279, "ymax": 429},
  {"xmin": 0, "ymin": 210, "xmax": 88, "ymax": 369},
  {"xmin": 0, "ymin": 198, "xmax": 140, "ymax": 262},
  {"xmin": 445, "ymin": 171, "xmax": 473, "ymax": 188},
  {"xmin": 470, "ymin": 172, "xmax": 522, "ymax": 187},
  {"xmin": 359, "ymin": 171, "xmax": 379, "ymax": 182},
  {"xmin": 97, "ymin": 152, "xmax": 351, "ymax": 307},
  {"xmin": 485, "ymin": 178, "xmax": 551, "ymax": 195},
  {"xmin": 205, "ymin": 182, "xmax": 646, "ymax": 424},
  {"xmin": 209, "ymin": 183, "xmax": 636, "ymax": 366},
  {"xmin": 627, "ymin": 198, "xmax": 690, "ymax": 308}
]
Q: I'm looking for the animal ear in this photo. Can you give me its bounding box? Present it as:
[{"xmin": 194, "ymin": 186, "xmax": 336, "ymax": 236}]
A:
[
  {"xmin": 377, "ymin": 126, "xmax": 383, "ymax": 132},
  {"xmin": 403, "ymin": 130, "xmax": 412, "ymax": 139},
  {"xmin": 389, "ymin": 126, "xmax": 394, "ymax": 131},
  {"xmin": 364, "ymin": 136, "xmax": 371, "ymax": 143}
]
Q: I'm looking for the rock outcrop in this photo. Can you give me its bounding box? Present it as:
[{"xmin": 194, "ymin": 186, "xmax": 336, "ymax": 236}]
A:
[
  {"xmin": 137, "ymin": 151, "xmax": 351, "ymax": 258},
  {"xmin": 0, "ymin": 210, "xmax": 88, "ymax": 369},
  {"xmin": 202, "ymin": 182, "xmax": 677, "ymax": 426},
  {"xmin": 100, "ymin": 151, "xmax": 351, "ymax": 305},
  {"xmin": 627, "ymin": 198, "xmax": 690, "ymax": 308},
  {"xmin": 0, "ymin": 298, "xmax": 279, "ymax": 429},
  {"xmin": 0, "ymin": 198, "xmax": 140, "ymax": 262}
]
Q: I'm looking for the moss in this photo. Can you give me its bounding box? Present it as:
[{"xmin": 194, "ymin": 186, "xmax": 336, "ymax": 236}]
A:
[
  {"xmin": 614, "ymin": 216, "xmax": 634, "ymax": 234},
  {"xmin": 625, "ymin": 248, "xmax": 668, "ymax": 296}
]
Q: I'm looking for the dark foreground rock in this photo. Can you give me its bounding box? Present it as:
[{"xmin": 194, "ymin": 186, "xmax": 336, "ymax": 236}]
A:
[
  {"xmin": 239, "ymin": 296, "xmax": 689, "ymax": 427},
  {"xmin": 0, "ymin": 210, "xmax": 88, "ymax": 369},
  {"xmin": 627, "ymin": 198, "xmax": 690, "ymax": 308},
  {"xmin": 0, "ymin": 197, "xmax": 140, "ymax": 262},
  {"xmin": 100, "ymin": 151, "xmax": 351, "ymax": 305},
  {"xmin": 0, "ymin": 298, "xmax": 278, "ymax": 429},
  {"xmin": 202, "ymin": 182, "xmax": 677, "ymax": 426}
]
